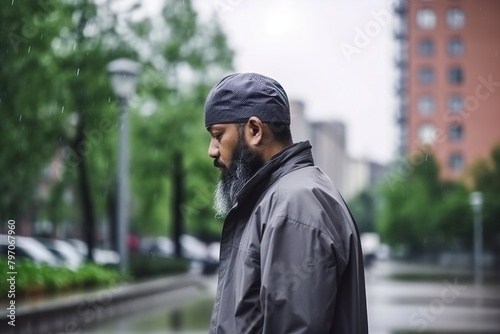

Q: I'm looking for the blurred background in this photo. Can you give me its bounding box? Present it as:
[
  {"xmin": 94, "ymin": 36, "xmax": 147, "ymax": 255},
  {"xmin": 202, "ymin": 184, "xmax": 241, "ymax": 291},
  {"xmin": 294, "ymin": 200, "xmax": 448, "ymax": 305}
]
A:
[{"xmin": 1, "ymin": 0, "xmax": 499, "ymax": 333}]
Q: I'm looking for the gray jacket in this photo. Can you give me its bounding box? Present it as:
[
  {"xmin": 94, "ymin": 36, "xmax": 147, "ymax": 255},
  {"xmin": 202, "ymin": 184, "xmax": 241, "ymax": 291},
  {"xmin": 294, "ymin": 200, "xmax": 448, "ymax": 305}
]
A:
[{"xmin": 209, "ymin": 141, "xmax": 368, "ymax": 333}]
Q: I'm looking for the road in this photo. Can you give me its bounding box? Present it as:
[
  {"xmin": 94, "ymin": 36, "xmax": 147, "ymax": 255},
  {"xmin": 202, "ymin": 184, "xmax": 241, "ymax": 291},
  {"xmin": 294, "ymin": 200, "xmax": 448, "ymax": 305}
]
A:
[{"xmin": 84, "ymin": 261, "xmax": 500, "ymax": 333}]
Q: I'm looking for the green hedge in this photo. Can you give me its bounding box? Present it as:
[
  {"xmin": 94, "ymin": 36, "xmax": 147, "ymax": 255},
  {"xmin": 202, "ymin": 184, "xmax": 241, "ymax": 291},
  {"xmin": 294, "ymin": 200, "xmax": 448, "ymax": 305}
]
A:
[
  {"xmin": 129, "ymin": 255, "xmax": 190, "ymax": 279},
  {"xmin": 0, "ymin": 256, "xmax": 191, "ymax": 300},
  {"xmin": 0, "ymin": 258, "xmax": 120, "ymax": 299}
]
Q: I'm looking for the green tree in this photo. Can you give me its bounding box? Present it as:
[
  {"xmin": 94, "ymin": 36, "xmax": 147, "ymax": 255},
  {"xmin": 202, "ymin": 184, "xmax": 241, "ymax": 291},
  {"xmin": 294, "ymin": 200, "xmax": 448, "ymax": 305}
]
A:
[
  {"xmin": 348, "ymin": 188, "xmax": 378, "ymax": 234},
  {"xmin": 1, "ymin": 0, "xmax": 135, "ymax": 257},
  {"xmin": 377, "ymin": 153, "xmax": 472, "ymax": 255},
  {"xmin": 1, "ymin": 0, "xmax": 233, "ymax": 259},
  {"xmin": 471, "ymin": 144, "xmax": 500, "ymax": 250},
  {"xmin": 0, "ymin": 0, "xmax": 71, "ymax": 221},
  {"xmin": 124, "ymin": 1, "xmax": 233, "ymax": 240}
]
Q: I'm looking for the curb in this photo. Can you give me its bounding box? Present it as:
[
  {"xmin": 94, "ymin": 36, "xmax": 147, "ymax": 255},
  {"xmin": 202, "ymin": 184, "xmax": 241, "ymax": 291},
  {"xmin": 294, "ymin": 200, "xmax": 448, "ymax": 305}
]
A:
[{"xmin": 1, "ymin": 273, "xmax": 204, "ymax": 334}]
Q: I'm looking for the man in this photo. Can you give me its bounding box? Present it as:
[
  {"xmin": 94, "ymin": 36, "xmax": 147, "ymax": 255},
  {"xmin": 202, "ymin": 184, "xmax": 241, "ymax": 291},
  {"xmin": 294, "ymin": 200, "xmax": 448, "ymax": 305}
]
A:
[{"xmin": 205, "ymin": 73, "xmax": 368, "ymax": 333}]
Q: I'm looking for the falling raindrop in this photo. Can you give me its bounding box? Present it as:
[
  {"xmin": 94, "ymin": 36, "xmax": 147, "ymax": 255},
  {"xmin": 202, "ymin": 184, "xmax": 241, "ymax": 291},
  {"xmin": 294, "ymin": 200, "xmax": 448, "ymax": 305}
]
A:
[
  {"xmin": 19, "ymin": 114, "xmax": 22, "ymax": 121},
  {"xmin": 61, "ymin": 106, "xmax": 65, "ymax": 113},
  {"xmin": 40, "ymin": 34, "xmax": 43, "ymax": 40},
  {"xmin": 73, "ymin": 43, "xmax": 76, "ymax": 50},
  {"xmin": 108, "ymin": 97, "xmax": 111, "ymax": 103},
  {"xmin": 11, "ymin": 0, "xmax": 14, "ymax": 4},
  {"xmin": 76, "ymin": 68, "xmax": 80, "ymax": 76},
  {"xmin": 27, "ymin": 46, "xmax": 31, "ymax": 53},
  {"xmin": 425, "ymin": 154, "xmax": 428, "ymax": 161}
]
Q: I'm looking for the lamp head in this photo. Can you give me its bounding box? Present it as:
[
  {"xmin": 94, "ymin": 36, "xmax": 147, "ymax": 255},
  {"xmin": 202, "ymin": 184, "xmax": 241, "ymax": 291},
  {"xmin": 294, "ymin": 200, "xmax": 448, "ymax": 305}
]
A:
[{"xmin": 107, "ymin": 58, "xmax": 140, "ymax": 99}]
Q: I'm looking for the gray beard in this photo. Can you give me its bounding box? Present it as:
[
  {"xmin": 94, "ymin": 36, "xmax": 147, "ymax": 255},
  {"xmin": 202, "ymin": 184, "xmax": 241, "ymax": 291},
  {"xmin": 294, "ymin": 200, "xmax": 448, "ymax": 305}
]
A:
[
  {"xmin": 214, "ymin": 173, "xmax": 246, "ymax": 219},
  {"xmin": 213, "ymin": 141, "xmax": 263, "ymax": 219}
]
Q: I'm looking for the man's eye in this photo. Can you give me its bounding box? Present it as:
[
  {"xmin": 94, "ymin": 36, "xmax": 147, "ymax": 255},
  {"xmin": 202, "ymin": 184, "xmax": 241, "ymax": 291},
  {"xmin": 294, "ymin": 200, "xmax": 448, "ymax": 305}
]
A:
[{"xmin": 214, "ymin": 134, "xmax": 222, "ymax": 141}]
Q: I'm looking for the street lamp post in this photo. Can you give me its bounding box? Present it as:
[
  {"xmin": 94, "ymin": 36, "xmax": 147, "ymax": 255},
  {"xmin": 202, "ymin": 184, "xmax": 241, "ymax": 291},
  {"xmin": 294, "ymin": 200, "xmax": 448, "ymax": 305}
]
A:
[
  {"xmin": 107, "ymin": 58, "xmax": 140, "ymax": 275},
  {"xmin": 470, "ymin": 191, "xmax": 483, "ymax": 286}
]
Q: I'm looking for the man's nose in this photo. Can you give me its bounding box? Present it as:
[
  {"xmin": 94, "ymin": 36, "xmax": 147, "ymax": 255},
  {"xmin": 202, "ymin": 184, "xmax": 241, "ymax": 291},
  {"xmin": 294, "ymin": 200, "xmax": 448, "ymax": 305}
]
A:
[{"xmin": 208, "ymin": 138, "xmax": 219, "ymax": 159}]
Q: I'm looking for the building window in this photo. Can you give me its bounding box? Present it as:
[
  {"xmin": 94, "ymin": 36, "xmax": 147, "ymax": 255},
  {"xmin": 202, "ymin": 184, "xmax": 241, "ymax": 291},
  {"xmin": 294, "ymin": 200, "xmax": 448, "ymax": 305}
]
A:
[
  {"xmin": 447, "ymin": 94, "xmax": 464, "ymax": 113},
  {"xmin": 447, "ymin": 8, "xmax": 465, "ymax": 29},
  {"xmin": 449, "ymin": 153, "xmax": 464, "ymax": 171},
  {"xmin": 419, "ymin": 67, "xmax": 435, "ymax": 85},
  {"xmin": 418, "ymin": 38, "xmax": 434, "ymax": 57},
  {"xmin": 448, "ymin": 37, "xmax": 464, "ymax": 56},
  {"xmin": 418, "ymin": 123, "xmax": 437, "ymax": 144},
  {"xmin": 448, "ymin": 124, "xmax": 463, "ymax": 141},
  {"xmin": 416, "ymin": 9, "xmax": 437, "ymax": 30},
  {"xmin": 448, "ymin": 66, "xmax": 464, "ymax": 85},
  {"xmin": 417, "ymin": 95, "xmax": 435, "ymax": 115}
]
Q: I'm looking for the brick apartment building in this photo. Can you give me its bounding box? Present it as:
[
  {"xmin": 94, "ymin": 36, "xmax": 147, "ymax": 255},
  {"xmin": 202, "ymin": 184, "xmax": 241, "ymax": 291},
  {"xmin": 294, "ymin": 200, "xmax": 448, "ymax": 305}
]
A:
[{"xmin": 394, "ymin": 0, "xmax": 500, "ymax": 180}]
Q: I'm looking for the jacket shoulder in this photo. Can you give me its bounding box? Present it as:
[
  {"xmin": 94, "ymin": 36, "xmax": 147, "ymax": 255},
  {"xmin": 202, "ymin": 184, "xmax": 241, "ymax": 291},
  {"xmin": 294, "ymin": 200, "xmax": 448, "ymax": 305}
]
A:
[
  {"xmin": 265, "ymin": 167, "xmax": 346, "ymax": 227},
  {"xmin": 273, "ymin": 166, "xmax": 341, "ymax": 209}
]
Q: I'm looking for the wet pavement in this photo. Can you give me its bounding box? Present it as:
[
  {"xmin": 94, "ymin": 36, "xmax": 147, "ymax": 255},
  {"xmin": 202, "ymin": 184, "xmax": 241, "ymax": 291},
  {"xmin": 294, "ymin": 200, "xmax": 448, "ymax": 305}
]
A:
[
  {"xmin": 82, "ymin": 278, "xmax": 216, "ymax": 334},
  {"xmin": 83, "ymin": 261, "xmax": 500, "ymax": 334},
  {"xmin": 366, "ymin": 262, "xmax": 500, "ymax": 334}
]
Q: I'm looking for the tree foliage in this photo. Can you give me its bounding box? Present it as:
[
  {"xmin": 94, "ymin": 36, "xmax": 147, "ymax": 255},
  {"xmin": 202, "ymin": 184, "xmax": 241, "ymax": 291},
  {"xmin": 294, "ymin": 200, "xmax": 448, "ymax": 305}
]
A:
[
  {"xmin": 127, "ymin": 0, "xmax": 233, "ymax": 238},
  {"xmin": 470, "ymin": 144, "xmax": 500, "ymax": 248},
  {"xmin": 0, "ymin": 0, "xmax": 72, "ymax": 218},
  {"xmin": 348, "ymin": 188, "xmax": 377, "ymax": 234},
  {"xmin": 377, "ymin": 153, "xmax": 473, "ymax": 255},
  {"xmin": 1, "ymin": 0, "xmax": 233, "ymax": 246}
]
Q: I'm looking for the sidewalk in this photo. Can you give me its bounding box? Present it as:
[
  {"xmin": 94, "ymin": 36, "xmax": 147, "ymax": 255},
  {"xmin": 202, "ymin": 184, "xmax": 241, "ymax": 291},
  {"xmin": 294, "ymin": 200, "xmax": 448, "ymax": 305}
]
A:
[{"xmin": 1, "ymin": 273, "xmax": 204, "ymax": 334}]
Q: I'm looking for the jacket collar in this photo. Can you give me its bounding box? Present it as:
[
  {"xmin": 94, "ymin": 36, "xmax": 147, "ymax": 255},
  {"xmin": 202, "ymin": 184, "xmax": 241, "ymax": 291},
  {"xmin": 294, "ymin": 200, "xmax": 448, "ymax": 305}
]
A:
[{"xmin": 234, "ymin": 141, "xmax": 314, "ymax": 208}]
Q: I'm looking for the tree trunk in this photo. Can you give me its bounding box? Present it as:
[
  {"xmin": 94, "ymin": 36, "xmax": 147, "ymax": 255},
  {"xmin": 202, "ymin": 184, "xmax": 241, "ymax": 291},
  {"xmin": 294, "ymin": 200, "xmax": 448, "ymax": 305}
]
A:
[
  {"xmin": 172, "ymin": 150, "xmax": 184, "ymax": 258},
  {"xmin": 74, "ymin": 117, "xmax": 95, "ymax": 262}
]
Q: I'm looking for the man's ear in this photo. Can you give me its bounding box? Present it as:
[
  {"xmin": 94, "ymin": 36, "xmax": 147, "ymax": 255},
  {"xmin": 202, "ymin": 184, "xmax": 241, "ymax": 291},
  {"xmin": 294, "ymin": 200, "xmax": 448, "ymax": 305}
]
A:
[{"xmin": 246, "ymin": 117, "xmax": 264, "ymax": 146}]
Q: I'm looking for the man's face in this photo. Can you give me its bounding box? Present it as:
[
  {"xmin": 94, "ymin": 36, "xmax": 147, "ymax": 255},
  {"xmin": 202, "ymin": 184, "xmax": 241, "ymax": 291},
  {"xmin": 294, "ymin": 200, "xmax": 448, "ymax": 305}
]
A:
[
  {"xmin": 207, "ymin": 123, "xmax": 240, "ymax": 172},
  {"xmin": 207, "ymin": 123, "xmax": 264, "ymax": 218}
]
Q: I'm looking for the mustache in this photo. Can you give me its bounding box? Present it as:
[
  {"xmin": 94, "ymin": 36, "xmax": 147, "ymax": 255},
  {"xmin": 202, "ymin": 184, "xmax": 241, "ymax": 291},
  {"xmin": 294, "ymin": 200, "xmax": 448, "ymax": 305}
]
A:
[{"xmin": 214, "ymin": 159, "xmax": 226, "ymax": 169}]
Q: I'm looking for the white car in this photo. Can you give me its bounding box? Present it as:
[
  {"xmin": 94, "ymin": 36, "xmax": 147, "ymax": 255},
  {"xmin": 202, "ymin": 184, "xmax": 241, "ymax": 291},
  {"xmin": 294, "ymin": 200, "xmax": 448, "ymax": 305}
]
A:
[
  {"xmin": 142, "ymin": 235, "xmax": 219, "ymax": 274},
  {"xmin": 67, "ymin": 238, "xmax": 120, "ymax": 266},
  {"xmin": 35, "ymin": 237, "xmax": 84, "ymax": 270},
  {"xmin": 142, "ymin": 236, "xmax": 174, "ymax": 257},
  {"xmin": 0, "ymin": 234, "xmax": 60, "ymax": 267}
]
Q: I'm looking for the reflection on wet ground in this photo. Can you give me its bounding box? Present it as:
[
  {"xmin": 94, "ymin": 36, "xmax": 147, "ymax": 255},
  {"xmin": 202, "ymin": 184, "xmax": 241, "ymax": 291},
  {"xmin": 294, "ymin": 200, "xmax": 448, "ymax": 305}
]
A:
[{"xmin": 82, "ymin": 282, "xmax": 215, "ymax": 334}]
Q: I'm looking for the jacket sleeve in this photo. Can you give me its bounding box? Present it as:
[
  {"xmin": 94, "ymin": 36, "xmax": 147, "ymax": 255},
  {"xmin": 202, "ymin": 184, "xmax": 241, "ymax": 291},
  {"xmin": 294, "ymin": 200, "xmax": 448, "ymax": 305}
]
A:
[{"xmin": 258, "ymin": 216, "xmax": 345, "ymax": 334}]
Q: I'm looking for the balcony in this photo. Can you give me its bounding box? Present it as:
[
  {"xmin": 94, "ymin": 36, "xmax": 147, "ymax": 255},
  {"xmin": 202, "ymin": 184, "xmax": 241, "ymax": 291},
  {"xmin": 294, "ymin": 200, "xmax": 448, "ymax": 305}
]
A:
[
  {"xmin": 394, "ymin": 26, "xmax": 408, "ymax": 40},
  {"xmin": 396, "ymin": 104, "xmax": 407, "ymax": 125},
  {"xmin": 394, "ymin": 0, "xmax": 408, "ymax": 15},
  {"xmin": 394, "ymin": 55, "xmax": 408, "ymax": 68},
  {"xmin": 395, "ymin": 81, "xmax": 408, "ymax": 96}
]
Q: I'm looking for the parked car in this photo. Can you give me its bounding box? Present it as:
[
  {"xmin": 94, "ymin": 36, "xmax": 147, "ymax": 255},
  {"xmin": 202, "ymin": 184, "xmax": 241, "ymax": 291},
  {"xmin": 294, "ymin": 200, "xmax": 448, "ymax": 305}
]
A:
[
  {"xmin": 67, "ymin": 238, "xmax": 120, "ymax": 266},
  {"xmin": 141, "ymin": 234, "xmax": 219, "ymax": 275},
  {"xmin": 0, "ymin": 234, "xmax": 60, "ymax": 267},
  {"xmin": 142, "ymin": 236, "xmax": 174, "ymax": 258},
  {"xmin": 360, "ymin": 232, "xmax": 381, "ymax": 268},
  {"xmin": 181, "ymin": 234, "xmax": 219, "ymax": 275},
  {"xmin": 207, "ymin": 241, "xmax": 221, "ymax": 262},
  {"xmin": 35, "ymin": 237, "xmax": 84, "ymax": 270}
]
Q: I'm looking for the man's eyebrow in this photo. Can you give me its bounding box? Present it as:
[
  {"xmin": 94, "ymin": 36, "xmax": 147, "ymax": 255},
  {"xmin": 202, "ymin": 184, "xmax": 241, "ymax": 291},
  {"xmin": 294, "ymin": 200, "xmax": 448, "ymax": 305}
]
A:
[{"xmin": 208, "ymin": 125, "xmax": 224, "ymax": 134}]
